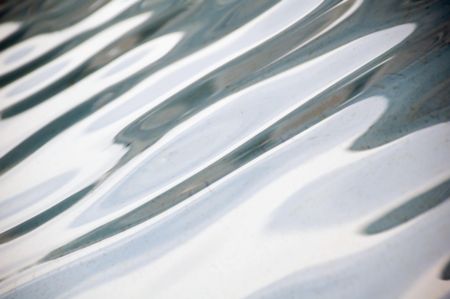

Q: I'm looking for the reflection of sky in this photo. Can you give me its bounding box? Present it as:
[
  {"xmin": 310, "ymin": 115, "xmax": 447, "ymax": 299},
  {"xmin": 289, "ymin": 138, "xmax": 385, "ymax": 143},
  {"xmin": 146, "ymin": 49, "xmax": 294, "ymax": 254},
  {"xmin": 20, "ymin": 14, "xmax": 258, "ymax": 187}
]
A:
[
  {"xmin": 0, "ymin": 0, "xmax": 449, "ymax": 298},
  {"xmin": 1, "ymin": 13, "xmax": 151, "ymax": 107},
  {"xmin": 79, "ymin": 24, "xmax": 414, "ymax": 222},
  {"xmin": 0, "ymin": 0, "xmax": 141, "ymax": 73}
]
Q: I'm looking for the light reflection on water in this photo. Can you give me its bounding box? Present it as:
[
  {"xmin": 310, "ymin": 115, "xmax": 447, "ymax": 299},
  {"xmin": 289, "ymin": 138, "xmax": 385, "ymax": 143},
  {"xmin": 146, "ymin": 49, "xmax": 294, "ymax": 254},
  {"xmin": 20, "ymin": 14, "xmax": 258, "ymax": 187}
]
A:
[{"xmin": 0, "ymin": 0, "xmax": 449, "ymax": 298}]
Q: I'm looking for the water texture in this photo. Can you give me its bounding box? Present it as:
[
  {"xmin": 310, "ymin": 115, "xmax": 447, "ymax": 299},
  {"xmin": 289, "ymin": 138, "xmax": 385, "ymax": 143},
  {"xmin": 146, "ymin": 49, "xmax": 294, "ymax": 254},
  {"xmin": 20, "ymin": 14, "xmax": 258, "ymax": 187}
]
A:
[{"xmin": 0, "ymin": 0, "xmax": 449, "ymax": 298}]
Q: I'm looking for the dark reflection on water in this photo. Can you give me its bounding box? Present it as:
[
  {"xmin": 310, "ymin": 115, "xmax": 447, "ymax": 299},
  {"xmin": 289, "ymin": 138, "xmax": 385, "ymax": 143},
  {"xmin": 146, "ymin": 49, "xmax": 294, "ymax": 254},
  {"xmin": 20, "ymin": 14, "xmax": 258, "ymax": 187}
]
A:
[
  {"xmin": 0, "ymin": 0, "xmax": 122, "ymax": 83},
  {"xmin": 364, "ymin": 178, "xmax": 450, "ymax": 234},
  {"xmin": 0, "ymin": 184, "xmax": 94, "ymax": 244},
  {"xmin": 442, "ymin": 259, "xmax": 450, "ymax": 280},
  {"xmin": 268, "ymin": 125, "xmax": 449, "ymax": 231},
  {"xmin": 0, "ymin": 89, "xmax": 388, "ymax": 298},
  {"xmin": 43, "ymin": 60, "xmax": 382, "ymax": 260},
  {"xmin": 0, "ymin": 171, "xmax": 74, "ymax": 220},
  {"xmin": 0, "ymin": 0, "xmax": 449, "ymax": 297},
  {"xmin": 1, "ymin": 5, "xmax": 185, "ymax": 117},
  {"xmin": 112, "ymin": 0, "xmax": 355, "ymax": 168},
  {"xmin": 247, "ymin": 207, "xmax": 450, "ymax": 299}
]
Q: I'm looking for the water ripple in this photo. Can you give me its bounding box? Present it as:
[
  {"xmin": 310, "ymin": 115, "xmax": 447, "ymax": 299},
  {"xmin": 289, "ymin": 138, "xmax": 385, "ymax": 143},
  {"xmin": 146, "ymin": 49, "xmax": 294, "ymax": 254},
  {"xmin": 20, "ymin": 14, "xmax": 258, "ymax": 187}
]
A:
[{"xmin": 0, "ymin": 0, "xmax": 449, "ymax": 298}]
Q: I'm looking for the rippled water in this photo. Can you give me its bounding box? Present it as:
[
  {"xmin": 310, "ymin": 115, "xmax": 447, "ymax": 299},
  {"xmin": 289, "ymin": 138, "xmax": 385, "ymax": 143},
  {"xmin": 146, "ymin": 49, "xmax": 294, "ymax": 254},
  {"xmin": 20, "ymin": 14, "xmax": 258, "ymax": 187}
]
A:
[{"xmin": 0, "ymin": 0, "xmax": 449, "ymax": 298}]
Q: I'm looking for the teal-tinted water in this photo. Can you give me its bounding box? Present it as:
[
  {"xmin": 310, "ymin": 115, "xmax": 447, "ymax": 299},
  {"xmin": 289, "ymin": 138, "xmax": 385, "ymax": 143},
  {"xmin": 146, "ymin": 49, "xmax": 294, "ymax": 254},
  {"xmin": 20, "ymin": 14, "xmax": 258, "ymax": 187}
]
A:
[{"xmin": 0, "ymin": 0, "xmax": 449, "ymax": 298}]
